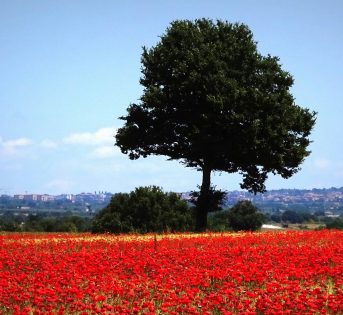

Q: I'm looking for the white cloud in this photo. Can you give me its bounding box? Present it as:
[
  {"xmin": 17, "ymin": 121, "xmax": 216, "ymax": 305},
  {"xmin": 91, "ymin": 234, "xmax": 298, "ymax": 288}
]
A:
[
  {"xmin": 90, "ymin": 145, "xmax": 121, "ymax": 159},
  {"xmin": 40, "ymin": 139, "xmax": 58, "ymax": 149},
  {"xmin": 313, "ymin": 158, "xmax": 331, "ymax": 169},
  {"xmin": 63, "ymin": 127, "xmax": 116, "ymax": 146},
  {"xmin": 0, "ymin": 137, "xmax": 33, "ymax": 156},
  {"xmin": 3, "ymin": 137, "xmax": 32, "ymax": 147}
]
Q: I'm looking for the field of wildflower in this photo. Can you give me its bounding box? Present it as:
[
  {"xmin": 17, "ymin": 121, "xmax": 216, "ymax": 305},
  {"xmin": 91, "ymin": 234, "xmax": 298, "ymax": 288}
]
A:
[{"xmin": 0, "ymin": 230, "xmax": 342, "ymax": 315}]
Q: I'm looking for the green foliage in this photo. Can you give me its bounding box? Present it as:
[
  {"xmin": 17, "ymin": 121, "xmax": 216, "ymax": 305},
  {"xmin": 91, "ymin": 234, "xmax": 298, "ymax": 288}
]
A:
[
  {"xmin": 270, "ymin": 210, "xmax": 319, "ymax": 224},
  {"xmin": 227, "ymin": 200, "xmax": 265, "ymax": 231},
  {"xmin": 326, "ymin": 218, "xmax": 343, "ymax": 230},
  {"xmin": 190, "ymin": 186, "xmax": 225, "ymax": 212},
  {"xmin": 208, "ymin": 210, "xmax": 232, "ymax": 232},
  {"xmin": 281, "ymin": 210, "xmax": 301, "ymax": 223},
  {"xmin": 0, "ymin": 216, "xmax": 21, "ymax": 231},
  {"xmin": 0, "ymin": 213, "xmax": 92, "ymax": 232},
  {"xmin": 92, "ymin": 186, "xmax": 193, "ymax": 233},
  {"xmin": 271, "ymin": 213, "xmax": 282, "ymax": 223},
  {"xmin": 115, "ymin": 19, "xmax": 316, "ymax": 231}
]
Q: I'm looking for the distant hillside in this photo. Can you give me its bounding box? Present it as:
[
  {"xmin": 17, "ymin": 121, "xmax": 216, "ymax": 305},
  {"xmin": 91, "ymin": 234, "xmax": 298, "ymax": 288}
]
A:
[
  {"xmin": 181, "ymin": 187, "xmax": 343, "ymax": 214},
  {"xmin": 2, "ymin": 187, "xmax": 343, "ymax": 215}
]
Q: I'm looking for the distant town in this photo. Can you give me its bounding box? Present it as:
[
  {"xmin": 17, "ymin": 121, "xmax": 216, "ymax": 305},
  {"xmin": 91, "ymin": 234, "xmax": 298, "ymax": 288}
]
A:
[
  {"xmin": 0, "ymin": 191, "xmax": 113, "ymax": 215},
  {"xmin": 184, "ymin": 187, "xmax": 343, "ymax": 216},
  {"xmin": 1, "ymin": 187, "xmax": 343, "ymax": 217},
  {"xmin": 12, "ymin": 191, "xmax": 113, "ymax": 204}
]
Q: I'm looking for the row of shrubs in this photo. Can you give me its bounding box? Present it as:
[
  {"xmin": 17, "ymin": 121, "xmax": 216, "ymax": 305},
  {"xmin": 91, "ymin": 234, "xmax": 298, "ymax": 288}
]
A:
[
  {"xmin": 92, "ymin": 186, "xmax": 264, "ymax": 233},
  {"xmin": 0, "ymin": 214, "xmax": 92, "ymax": 232}
]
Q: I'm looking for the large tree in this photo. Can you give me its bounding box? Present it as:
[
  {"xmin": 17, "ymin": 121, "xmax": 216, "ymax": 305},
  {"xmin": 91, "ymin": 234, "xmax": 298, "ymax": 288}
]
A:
[{"xmin": 115, "ymin": 19, "xmax": 316, "ymax": 231}]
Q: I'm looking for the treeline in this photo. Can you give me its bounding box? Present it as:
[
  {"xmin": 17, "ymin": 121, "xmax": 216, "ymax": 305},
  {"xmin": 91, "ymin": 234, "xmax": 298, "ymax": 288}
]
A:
[
  {"xmin": 0, "ymin": 213, "xmax": 92, "ymax": 232},
  {"xmin": 1, "ymin": 186, "xmax": 343, "ymax": 233},
  {"xmin": 209, "ymin": 209, "xmax": 343, "ymax": 230}
]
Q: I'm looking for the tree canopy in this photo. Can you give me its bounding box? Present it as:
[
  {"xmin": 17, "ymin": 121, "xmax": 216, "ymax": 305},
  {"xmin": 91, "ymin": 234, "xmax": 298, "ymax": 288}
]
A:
[
  {"xmin": 115, "ymin": 19, "xmax": 316, "ymax": 231},
  {"xmin": 227, "ymin": 200, "xmax": 265, "ymax": 231}
]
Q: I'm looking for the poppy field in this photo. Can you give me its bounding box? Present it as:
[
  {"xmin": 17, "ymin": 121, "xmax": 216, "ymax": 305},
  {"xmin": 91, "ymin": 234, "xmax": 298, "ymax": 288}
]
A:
[{"xmin": 0, "ymin": 230, "xmax": 342, "ymax": 315}]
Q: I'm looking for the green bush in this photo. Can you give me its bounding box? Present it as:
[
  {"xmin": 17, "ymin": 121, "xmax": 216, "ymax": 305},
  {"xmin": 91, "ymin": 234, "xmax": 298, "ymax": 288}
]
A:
[
  {"xmin": 208, "ymin": 210, "xmax": 231, "ymax": 232},
  {"xmin": 227, "ymin": 200, "xmax": 265, "ymax": 231},
  {"xmin": 92, "ymin": 186, "xmax": 193, "ymax": 233},
  {"xmin": 326, "ymin": 218, "xmax": 343, "ymax": 230}
]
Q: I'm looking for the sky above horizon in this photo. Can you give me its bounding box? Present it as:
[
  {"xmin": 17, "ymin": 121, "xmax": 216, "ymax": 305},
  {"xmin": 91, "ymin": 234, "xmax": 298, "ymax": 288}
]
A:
[{"xmin": 1, "ymin": 0, "xmax": 342, "ymax": 195}]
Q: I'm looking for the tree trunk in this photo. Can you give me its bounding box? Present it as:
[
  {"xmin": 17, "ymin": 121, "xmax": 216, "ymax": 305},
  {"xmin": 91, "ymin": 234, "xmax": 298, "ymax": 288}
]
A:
[{"xmin": 195, "ymin": 166, "xmax": 211, "ymax": 232}]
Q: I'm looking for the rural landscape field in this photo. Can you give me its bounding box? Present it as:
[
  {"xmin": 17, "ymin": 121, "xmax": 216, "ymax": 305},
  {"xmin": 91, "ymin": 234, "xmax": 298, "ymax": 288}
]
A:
[{"xmin": 1, "ymin": 230, "xmax": 342, "ymax": 315}]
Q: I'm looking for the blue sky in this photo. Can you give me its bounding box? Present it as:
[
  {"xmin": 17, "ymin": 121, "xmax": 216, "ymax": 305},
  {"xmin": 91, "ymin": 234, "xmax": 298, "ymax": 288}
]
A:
[{"xmin": 1, "ymin": 0, "xmax": 342, "ymax": 195}]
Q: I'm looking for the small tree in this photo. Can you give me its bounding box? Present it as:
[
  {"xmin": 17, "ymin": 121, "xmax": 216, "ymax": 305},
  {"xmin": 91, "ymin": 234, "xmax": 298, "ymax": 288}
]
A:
[
  {"xmin": 326, "ymin": 218, "xmax": 343, "ymax": 230},
  {"xmin": 92, "ymin": 186, "xmax": 193, "ymax": 233},
  {"xmin": 208, "ymin": 210, "xmax": 231, "ymax": 232},
  {"xmin": 282, "ymin": 210, "xmax": 303, "ymax": 224},
  {"xmin": 116, "ymin": 19, "xmax": 316, "ymax": 231},
  {"xmin": 228, "ymin": 200, "xmax": 264, "ymax": 231}
]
